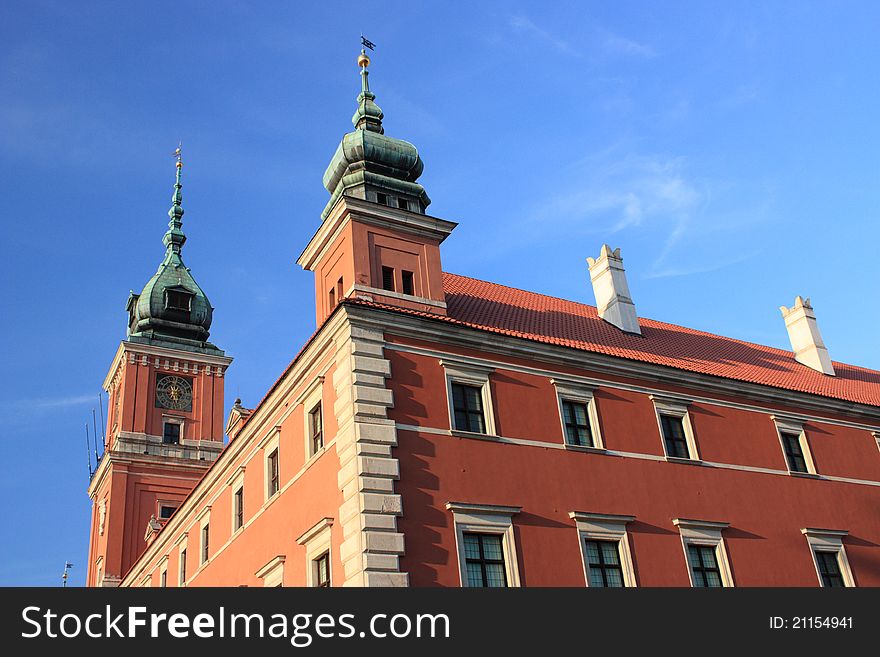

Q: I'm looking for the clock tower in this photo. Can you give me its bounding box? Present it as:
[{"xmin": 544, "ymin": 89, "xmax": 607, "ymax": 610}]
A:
[{"xmin": 86, "ymin": 151, "xmax": 232, "ymax": 587}]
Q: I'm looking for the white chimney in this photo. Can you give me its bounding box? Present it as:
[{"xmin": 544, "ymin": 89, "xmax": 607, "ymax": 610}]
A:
[
  {"xmin": 587, "ymin": 245, "xmax": 641, "ymax": 335},
  {"xmin": 779, "ymin": 296, "xmax": 835, "ymax": 376}
]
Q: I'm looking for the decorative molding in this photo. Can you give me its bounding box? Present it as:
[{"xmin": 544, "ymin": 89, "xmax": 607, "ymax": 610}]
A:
[
  {"xmin": 297, "ymin": 517, "xmax": 335, "ymax": 546},
  {"xmin": 446, "ymin": 502, "xmax": 522, "ymax": 516},
  {"xmin": 673, "ymin": 517, "xmax": 734, "ymax": 587},
  {"xmin": 255, "ymin": 555, "xmax": 286, "ymax": 588},
  {"xmin": 569, "ymin": 511, "xmax": 637, "ymax": 587},
  {"xmin": 446, "ymin": 501, "xmax": 521, "ymax": 587},
  {"xmin": 801, "ymin": 528, "xmax": 855, "ymax": 587},
  {"xmin": 351, "ymin": 284, "xmax": 448, "ymax": 309}
]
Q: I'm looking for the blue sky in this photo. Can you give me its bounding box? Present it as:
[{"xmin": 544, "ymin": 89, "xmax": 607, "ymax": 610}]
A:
[{"xmin": 1, "ymin": 1, "xmax": 878, "ymax": 585}]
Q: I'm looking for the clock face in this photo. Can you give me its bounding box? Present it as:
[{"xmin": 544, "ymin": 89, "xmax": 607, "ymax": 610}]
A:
[{"xmin": 155, "ymin": 375, "xmax": 193, "ymax": 411}]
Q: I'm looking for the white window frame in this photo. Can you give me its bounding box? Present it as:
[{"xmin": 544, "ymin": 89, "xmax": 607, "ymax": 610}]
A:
[
  {"xmin": 175, "ymin": 533, "xmax": 188, "ymax": 586},
  {"xmin": 446, "ymin": 501, "xmax": 521, "ymax": 587},
  {"xmin": 552, "ymin": 378, "xmax": 604, "ymax": 449},
  {"xmin": 673, "ymin": 518, "xmax": 734, "ymax": 587},
  {"xmin": 297, "ymin": 517, "xmax": 334, "ymax": 587},
  {"xmin": 161, "ymin": 415, "xmax": 184, "ymax": 443},
  {"xmin": 802, "ymin": 528, "xmax": 855, "ymax": 587},
  {"xmin": 255, "ymin": 555, "xmax": 286, "ymax": 588},
  {"xmin": 197, "ymin": 506, "xmax": 211, "ymax": 566},
  {"xmin": 772, "ymin": 415, "xmax": 817, "ymax": 475},
  {"xmin": 569, "ymin": 512, "xmax": 637, "ymax": 587},
  {"xmin": 651, "ymin": 395, "xmax": 700, "ymax": 461},
  {"xmin": 228, "ymin": 466, "xmax": 246, "ymax": 534},
  {"xmin": 156, "ymin": 500, "xmax": 178, "ymax": 521},
  {"xmin": 259, "ymin": 428, "xmax": 281, "ymax": 503},
  {"xmin": 158, "ymin": 556, "xmax": 168, "ymax": 588},
  {"xmin": 440, "ymin": 360, "xmax": 496, "ymax": 436},
  {"xmin": 873, "ymin": 431, "xmax": 880, "ymax": 454},
  {"xmin": 297, "ymin": 376, "xmax": 325, "ymax": 460}
]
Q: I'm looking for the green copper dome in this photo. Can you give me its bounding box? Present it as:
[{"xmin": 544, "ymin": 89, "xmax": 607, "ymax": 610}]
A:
[
  {"xmin": 321, "ymin": 53, "xmax": 430, "ymax": 219},
  {"xmin": 126, "ymin": 157, "xmax": 222, "ymax": 356}
]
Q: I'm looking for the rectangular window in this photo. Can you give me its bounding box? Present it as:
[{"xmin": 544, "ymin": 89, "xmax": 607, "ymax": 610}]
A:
[
  {"xmin": 166, "ymin": 290, "xmax": 191, "ymax": 312},
  {"xmin": 234, "ymin": 487, "xmax": 244, "ymax": 531},
  {"xmin": 381, "ymin": 266, "xmax": 395, "ymax": 292},
  {"xmin": 401, "ymin": 270, "xmax": 415, "ymax": 295},
  {"xmin": 314, "ymin": 552, "xmax": 331, "ymax": 588},
  {"xmin": 163, "ymin": 421, "xmax": 181, "ymax": 445},
  {"xmin": 686, "ymin": 544, "xmax": 723, "ymax": 587},
  {"xmin": 328, "ymin": 287, "xmax": 335, "ymax": 308},
  {"xmin": 158, "ymin": 504, "xmax": 177, "ymax": 520},
  {"xmin": 201, "ymin": 524, "xmax": 209, "ymax": 564},
  {"xmin": 562, "ymin": 400, "xmax": 594, "ymax": 447},
  {"xmin": 336, "ymin": 277, "xmax": 344, "ymax": 300},
  {"xmin": 451, "ymin": 383, "xmax": 486, "ymax": 433},
  {"xmin": 267, "ymin": 449, "xmax": 279, "ymax": 498},
  {"xmin": 463, "ymin": 533, "xmax": 507, "ymax": 587},
  {"xmin": 179, "ymin": 549, "xmax": 187, "ymax": 585},
  {"xmin": 375, "ymin": 192, "xmax": 387, "ymax": 206},
  {"xmin": 309, "ymin": 403, "xmax": 323, "ymax": 455},
  {"xmin": 660, "ymin": 414, "xmax": 690, "ymax": 458},
  {"xmin": 160, "ymin": 568, "xmax": 167, "ymax": 588},
  {"xmin": 781, "ymin": 432, "xmax": 809, "ymax": 473},
  {"xmin": 584, "ymin": 539, "xmax": 624, "ymax": 587},
  {"xmin": 815, "ymin": 550, "xmax": 846, "ymax": 587}
]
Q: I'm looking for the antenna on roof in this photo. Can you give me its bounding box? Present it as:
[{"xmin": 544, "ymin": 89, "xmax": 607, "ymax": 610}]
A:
[
  {"xmin": 85, "ymin": 423, "xmax": 93, "ymax": 479},
  {"xmin": 91, "ymin": 408, "xmax": 100, "ymax": 468},
  {"xmin": 62, "ymin": 562, "xmax": 73, "ymax": 587},
  {"xmin": 98, "ymin": 393, "xmax": 106, "ymax": 452}
]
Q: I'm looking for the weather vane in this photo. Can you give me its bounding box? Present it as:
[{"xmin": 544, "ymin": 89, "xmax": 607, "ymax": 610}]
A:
[
  {"xmin": 173, "ymin": 142, "xmax": 183, "ymax": 168},
  {"xmin": 360, "ymin": 35, "xmax": 375, "ymax": 51}
]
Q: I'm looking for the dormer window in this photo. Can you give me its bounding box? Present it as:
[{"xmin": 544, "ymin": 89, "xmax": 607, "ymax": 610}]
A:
[
  {"xmin": 376, "ymin": 192, "xmax": 388, "ymax": 206},
  {"xmin": 165, "ymin": 289, "xmax": 192, "ymax": 312}
]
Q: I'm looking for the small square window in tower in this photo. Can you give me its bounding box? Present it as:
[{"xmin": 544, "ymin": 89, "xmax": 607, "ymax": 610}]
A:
[
  {"xmin": 382, "ymin": 266, "xmax": 395, "ymax": 292},
  {"xmin": 402, "ymin": 270, "xmax": 415, "ymax": 296},
  {"xmin": 165, "ymin": 288, "xmax": 193, "ymax": 312}
]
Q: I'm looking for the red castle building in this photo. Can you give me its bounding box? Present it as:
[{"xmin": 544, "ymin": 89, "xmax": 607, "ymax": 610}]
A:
[{"xmin": 86, "ymin": 52, "xmax": 880, "ymax": 588}]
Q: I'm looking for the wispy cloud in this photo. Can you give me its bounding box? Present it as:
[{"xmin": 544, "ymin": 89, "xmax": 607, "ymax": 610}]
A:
[
  {"xmin": 504, "ymin": 146, "xmax": 770, "ymax": 279},
  {"xmin": 11, "ymin": 394, "xmax": 96, "ymax": 412},
  {"xmin": 601, "ymin": 32, "xmax": 657, "ymax": 59},
  {"xmin": 509, "ymin": 15, "xmax": 581, "ymax": 57}
]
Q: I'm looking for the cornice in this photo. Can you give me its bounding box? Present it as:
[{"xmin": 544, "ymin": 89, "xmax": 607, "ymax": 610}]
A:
[
  {"xmin": 102, "ymin": 341, "xmax": 233, "ymax": 391},
  {"xmin": 297, "ymin": 196, "xmax": 457, "ymax": 271},
  {"xmin": 343, "ymin": 304, "xmax": 880, "ymax": 424}
]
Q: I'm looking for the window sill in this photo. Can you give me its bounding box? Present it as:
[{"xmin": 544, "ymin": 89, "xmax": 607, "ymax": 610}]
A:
[
  {"xmin": 664, "ymin": 456, "xmax": 707, "ymax": 467},
  {"xmin": 450, "ymin": 429, "xmax": 498, "ymax": 440},
  {"xmin": 788, "ymin": 471, "xmax": 821, "ymax": 479},
  {"xmin": 563, "ymin": 444, "xmax": 608, "ymax": 455}
]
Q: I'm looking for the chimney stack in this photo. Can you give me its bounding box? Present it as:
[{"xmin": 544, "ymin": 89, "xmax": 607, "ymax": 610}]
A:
[
  {"xmin": 779, "ymin": 296, "xmax": 835, "ymax": 376},
  {"xmin": 587, "ymin": 245, "xmax": 641, "ymax": 335}
]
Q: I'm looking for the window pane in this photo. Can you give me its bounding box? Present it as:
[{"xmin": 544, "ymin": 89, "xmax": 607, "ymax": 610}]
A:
[
  {"xmin": 465, "ymin": 562, "xmax": 484, "ymax": 587},
  {"xmin": 463, "ymin": 534, "xmax": 481, "ymax": 560},
  {"xmin": 604, "ymin": 568, "xmax": 624, "ymax": 588},
  {"xmin": 484, "ymin": 563, "xmax": 507, "ymax": 587},
  {"xmin": 600, "ymin": 542, "xmax": 620, "ymax": 565},
  {"xmin": 481, "ymin": 535, "xmax": 504, "ymax": 561}
]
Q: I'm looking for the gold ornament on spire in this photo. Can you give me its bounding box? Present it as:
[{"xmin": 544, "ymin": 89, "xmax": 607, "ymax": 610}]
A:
[{"xmin": 173, "ymin": 142, "xmax": 183, "ymax": 168}]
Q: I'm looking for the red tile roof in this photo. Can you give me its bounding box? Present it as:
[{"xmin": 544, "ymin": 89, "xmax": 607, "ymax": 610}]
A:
[{"xmin": 352, "ymin": 272, "xmax": 880, "ymax": 408}]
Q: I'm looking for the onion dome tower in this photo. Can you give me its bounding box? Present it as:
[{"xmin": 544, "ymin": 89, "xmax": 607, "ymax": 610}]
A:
[
  {"xmin": 321, "ymin": 49, "xmax": 431, "ymax": 219},
  {"xmin": 125, "ymin": 149, "xmax": 223, "ymax": 356},
  {"xmin": 86, "ymin": 147, "xmax": 231, "ymax": 587}
]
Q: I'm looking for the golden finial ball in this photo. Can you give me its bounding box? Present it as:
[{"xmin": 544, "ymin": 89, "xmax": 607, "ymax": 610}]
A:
[
  {"xmin": 358, "ymin": 52, "xmax": 371, "ymax": 68},
  {"xmin": 176, "ymin": 161, "xmax": 183, "ymax": 168}
]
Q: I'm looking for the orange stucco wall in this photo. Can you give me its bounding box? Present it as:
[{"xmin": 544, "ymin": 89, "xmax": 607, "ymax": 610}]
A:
[
  {"xmin": 385, "ymin": 336, "xmax": 880, "ymax": 587},
  {"xmin": 122, "ymin": 357, "xmax": 345, "ymax": 588}
]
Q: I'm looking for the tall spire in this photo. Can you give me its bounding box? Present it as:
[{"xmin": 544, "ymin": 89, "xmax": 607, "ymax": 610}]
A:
[
  {"xmin": 162, "ymin": 144, "xmax": 187, "ymax": 256},
  {"xmin": 352, "ymin": 49, "xmax": 384, "ymax": 133}
]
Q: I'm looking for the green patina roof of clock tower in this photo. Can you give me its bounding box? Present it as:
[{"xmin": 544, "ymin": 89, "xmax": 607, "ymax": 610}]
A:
[
  {"xmin": 320, "ymin": 51, "xmax": 430, "ymax": 219},
  {"xmin": 125, "ymin": 154, "xmax": 224, "ymax": 356}
]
